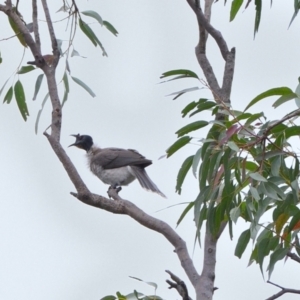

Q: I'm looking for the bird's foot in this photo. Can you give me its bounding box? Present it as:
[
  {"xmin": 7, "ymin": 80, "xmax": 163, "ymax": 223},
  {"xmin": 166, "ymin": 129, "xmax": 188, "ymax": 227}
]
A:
[{"xmin": 107, "ymin": 185, "xmax": 122, "ymax": 199}]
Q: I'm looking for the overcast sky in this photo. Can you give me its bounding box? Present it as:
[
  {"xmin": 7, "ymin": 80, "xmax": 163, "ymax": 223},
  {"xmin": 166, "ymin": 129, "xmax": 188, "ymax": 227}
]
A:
[{"xmin": 1, "ymin": 1, "xmax": 300, "ymax": 300}]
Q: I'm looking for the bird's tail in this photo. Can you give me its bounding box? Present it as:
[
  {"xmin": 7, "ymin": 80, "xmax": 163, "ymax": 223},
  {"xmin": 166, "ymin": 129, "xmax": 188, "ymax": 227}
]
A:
[{"xmin": 130, "ymin": 166, "xmax": 166, "ymax": 198}]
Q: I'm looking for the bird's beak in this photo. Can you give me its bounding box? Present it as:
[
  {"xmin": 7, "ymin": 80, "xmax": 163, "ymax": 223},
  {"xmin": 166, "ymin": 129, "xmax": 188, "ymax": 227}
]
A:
[{"xmin": 68, "ymin": 134, "xmax": 79, "ymax": 147}]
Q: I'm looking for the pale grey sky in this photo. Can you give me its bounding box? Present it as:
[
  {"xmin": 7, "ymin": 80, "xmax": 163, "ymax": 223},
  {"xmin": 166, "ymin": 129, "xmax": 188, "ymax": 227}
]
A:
[{"xmin": 0, "ymin": 1, "xmax": 300, "ymax": 299}]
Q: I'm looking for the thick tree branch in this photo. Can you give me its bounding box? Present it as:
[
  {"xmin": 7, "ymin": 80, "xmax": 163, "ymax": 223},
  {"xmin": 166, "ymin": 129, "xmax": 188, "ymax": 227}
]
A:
[
  {"xmin": 187, "ymin": 0, "xmax": 229, "ymax": 60},
  {"xmin": 266, "ymin": 280, "xmax": 300, "ymax": 300}
]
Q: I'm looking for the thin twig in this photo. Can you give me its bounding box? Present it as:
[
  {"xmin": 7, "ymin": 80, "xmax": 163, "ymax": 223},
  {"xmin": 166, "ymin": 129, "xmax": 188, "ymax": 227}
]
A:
[
  {"xmin": 41, "ymin": 0, "xmax": 59, "ymax": 63},
  {"xmin": 266, "ymin": 280, "xmax": 300, "ymax": 300}
]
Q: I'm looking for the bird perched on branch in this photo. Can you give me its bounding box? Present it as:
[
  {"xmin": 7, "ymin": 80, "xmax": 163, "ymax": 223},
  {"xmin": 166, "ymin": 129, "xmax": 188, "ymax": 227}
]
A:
[{"xmin": 69, "ymin": 134, "xmax": 166, "ymax": 198}]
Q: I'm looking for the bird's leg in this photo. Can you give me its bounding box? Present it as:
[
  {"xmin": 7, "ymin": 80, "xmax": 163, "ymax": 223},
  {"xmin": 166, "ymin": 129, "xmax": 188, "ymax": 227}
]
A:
[{"xmin": 108, "ymin": 184, "xmax": 122, "ymax": 197}]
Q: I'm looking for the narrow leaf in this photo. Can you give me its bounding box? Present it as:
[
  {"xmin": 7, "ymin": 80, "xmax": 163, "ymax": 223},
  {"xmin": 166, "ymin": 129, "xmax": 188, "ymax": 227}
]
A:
[
  {"xmin": 71, "ymin": 76, "xmax": 96, "ymax": 97},
  {"xmin": 244, "ymin": 87, "xmax": 294, "ymax": 111},
  {"xmin": 228, "ymin": 141, "xmax": 239, "ymax": 152},
  {"xmin": 14, "ymin": 80, "xmax": 29, "ymax": 121},
  {"xmin": 273, "ymin": 93, "xmax": 297, "ymax": 108},
  {"xmin": 230, "ymin": 207, "xmax": 240, "ymax": 223},
  {"xmin": 176, "ymin": 121, "xmax": 208, "ymax": 137},
  {"xmin": 166, "ymin": 87, "xmax": 200, "ymax": 100},
  {"xmin": 3, "ymin": 86, "xmax": 13, "ymax": 104},
  {"xmin": 235, "ymin": 229, "xmax": 250, "ymax": 258},
  {"xmin": 249, "ymin": 172, "xmax": 267, "ymax": 182},
  {"xmin": 230, "ymin": 0, "xmax": 244, "ymax": 21},
  {"xmin": 79, "ymin": 18, "xmax": 97, "ymax": 46},
  {"xmin": 103, "ymin": 20, "xmax": 118, "ymax": 36},
  {"xmin": 254, "ymin": 0, "xmax": 262, "ymax": 37},
  {"xmin": 17, "ymin": 65, "xmax": 36, "ymax": 74},
  {"xmin": 33, "ymin": 74, "xmax": 44, "ymax": 100},
  {"xmin": 8, "ymin": 15, "xmax": 27, "ymax": 47},
  {"xmin": 81, "ymin": 10, "xmax": 103, "ymax": 25},
  {"xmin": 268, "ymin": 247, "xmax": 289, "ymax": 279},
  {"xmin": 177, "ymin": 202, "xmax": 195, "ymax": 226},
  {"xmin": 192, "ymin": 147, "xmax": 202, "ymax": 178},
  {"xmin": 160, "ymin": 69, "xmax": 199, "ymax": 79},
  {"xmin": 166, "ymin": 136, "xmax": 192, "ymax": 158},
  {"xmin": 176, "ymin": 155, "xmax": 194, "ymax": 194},
  {"xmin": 35, "ymin": 93, "xmax": 49, "ymax": 134}
]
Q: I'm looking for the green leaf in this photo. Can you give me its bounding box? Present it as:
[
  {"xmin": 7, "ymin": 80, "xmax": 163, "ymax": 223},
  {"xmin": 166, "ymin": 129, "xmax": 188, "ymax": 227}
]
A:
[
  {"xmin": 100, "ymin": 296, "xmax": 116, "ymax": 300},
  {"xmin": 176, "ymin": 121, "xmax": 208, "ymax": 137},
  {"xmin": 230, "ymin": 207, "xmax": 240, "ymax": 223},
  {"xmin": 285, "ymin": 125, "xmax": 300, "ymax": 139},
  {"xmin": 3, "ymin": 86, "xmax": 13, "ymax": 104},
  {"xmin": 17, "ymin": 65, "xmax": 35, "ymax": 74},
  {"xmin": 268, "ymin": 247, "xmax": 289, "ymax": 279},
  {"xmin": 160, "ymin": 69, "xmax": 199, "ymax": 79},
  {"xmin": 235, "ymin": 229, "xmax": 250, "ymax": 258},
  {"xmin": 79, "ymin": 18, "xmax": 97, "ymax": 46},
  {"xmin": 244, "ymin": 112, "xmax": 264, "ymax": 126},
  {"xmin": 272, "ymin": 93, "xmax": 297, "ymax": 108},
  {"xmin": 71, "ymin": 76, "xmax": 96, "ymax": 97},
  {"xmin": 181, "ymin": 101, "xmax": 198, "ymax": 117},
  {"xmin": 288, "ymin": 210, "xmax": 300, "ymax": 233},
  {"xmin": 103, "ymin": 20, "xmax": 118, "ymax": 36},
  {"xmin": 176, "ymin": 155, "xmax": 194, "ymax": 194},
  {"xmin": 8, "ymin": 15, "xmax": 27, "ymax": 47},
  {"xmin": 254, "ymin": 0, "xmax": 262, "ymax": 37},
  {"xmin": 33, "ymin": 74, "xmax": 44, "ymax": 100},
  {"xmin": 228, "ymin": 141, "xmax": 239, "ymax": 152},
  {"xmin": 271, "ymin": 156, "xmax": 281, "ymax": 176},
  {"xmin": 249, "ymin": 172, "xmax": 267, "ymax": 182},
  {"xmin": 192, "ymin": 147, "xmax": 202, "ymax": 177},
  {"xmin": 79, "ymin": 19, "xmax": 108, "ymax": 56},
  {"xmin": 0, "ymin": 51, "xmax": 2, "ymax": 64},
  {"xmin": 62, "ymin": 72, "xmax": 69, "ymax": 105},
  {"xmin": 189, "ymin": 101, "xmax": 216, "ymax": 117},
  {"xmin": 244, "ymin": 87, "xmax": 294, "ymax": 111},
  {"xmin": 177, "ymin": 201, "xmax": 195, "ymax": 226},
  {"xmin": 81, "ymin": 10, "xmax": 103, "ymax": 25},
  {"xmin": 166, "ymin": 136, "xmax": 192, "ymax": 158},
  {"xmin": 249, "ymin": 186, "xmax": 260, "ymax": 201},
  {"xmin": 35, "ymin": 93, "xmax": 49, "ymax": 134},
  {"xmin": 14, "ymin": 80, "xmax": 29, "ymax": 121},
  {"xmin": 166, "ymin": 87, "xmax": 200, "ymax": 100},
  {"xmin": 230, "ymin": 0, "xmax": 243, "ymax": 21},
  {"xmin": 257, "ymin": 238, "xmax": 269, "ymax": 276}
]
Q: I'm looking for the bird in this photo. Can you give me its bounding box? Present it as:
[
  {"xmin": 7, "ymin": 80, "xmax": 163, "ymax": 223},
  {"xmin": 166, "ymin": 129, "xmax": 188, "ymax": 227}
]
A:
[{"xmin": 69, "ymin": 134, "xmax": 166, "ymax": 198}]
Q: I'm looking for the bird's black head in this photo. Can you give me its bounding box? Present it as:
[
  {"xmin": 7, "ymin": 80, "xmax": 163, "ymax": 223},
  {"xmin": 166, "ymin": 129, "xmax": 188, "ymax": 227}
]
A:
[{"xmin": 69, "ymin": 134, "xmax": 93, "ymax": 152}]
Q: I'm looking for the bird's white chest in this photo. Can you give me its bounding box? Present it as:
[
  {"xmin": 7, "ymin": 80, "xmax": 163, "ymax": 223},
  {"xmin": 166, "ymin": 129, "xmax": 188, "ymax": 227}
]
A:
[{"xmin": 89, "ymin": 162, "xmax": 136, "ymax": 186}]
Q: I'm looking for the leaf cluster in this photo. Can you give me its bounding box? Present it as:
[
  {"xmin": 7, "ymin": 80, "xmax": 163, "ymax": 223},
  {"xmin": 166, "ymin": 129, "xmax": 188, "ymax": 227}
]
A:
[{"xmin": 163, "ymin": 68, "xmax": 300, "ymax": 278}]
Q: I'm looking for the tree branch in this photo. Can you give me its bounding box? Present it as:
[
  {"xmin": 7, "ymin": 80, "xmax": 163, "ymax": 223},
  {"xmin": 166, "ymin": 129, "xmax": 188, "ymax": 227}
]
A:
[
  {"xmin": 0, "ymin": 3, "xmax": 43, "ymax": 66},
  {"xmin": 287, "ymin": 251, "xmax": 300, "ymax": 264},
  {"xmin": 186, "ymin": 0, "xmax": 229, "ymax": 60},
  {"xmin": 41, "ymin": 0, "xmax": 59, "ymax": 64},
  {"xmin": 266, "ymin": 280, "xmax": 300, "ymax": 300},
  {"xmin": 45, "ymin": 132, "xmax": 201, "ymax": 288},
  {"xmin": 32, "ymin": 0, "xmax": 41, "ymax": 53},
  {"xmin": 166, "ymin": 270, "xmax": 192, "ymax": 300}
]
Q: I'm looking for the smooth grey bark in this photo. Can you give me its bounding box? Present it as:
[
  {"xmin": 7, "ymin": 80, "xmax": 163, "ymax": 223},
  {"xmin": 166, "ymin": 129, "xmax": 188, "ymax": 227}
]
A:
[{"xmin": 186, "ymin": 1, "xmax": 235, "ymax": 299}]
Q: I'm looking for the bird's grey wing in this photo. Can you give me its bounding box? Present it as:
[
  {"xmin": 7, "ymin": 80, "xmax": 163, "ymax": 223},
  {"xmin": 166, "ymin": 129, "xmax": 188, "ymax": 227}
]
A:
[{"xmin": 93, "ymin": 148, "xmax": 152, "ymax": 169}]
